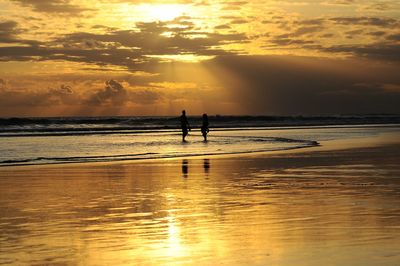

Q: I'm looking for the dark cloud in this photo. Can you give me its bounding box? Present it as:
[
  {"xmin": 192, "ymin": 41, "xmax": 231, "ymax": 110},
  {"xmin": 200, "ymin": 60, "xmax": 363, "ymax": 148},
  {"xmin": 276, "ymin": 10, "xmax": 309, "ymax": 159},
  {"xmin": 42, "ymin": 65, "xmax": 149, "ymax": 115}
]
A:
[
  {"xmin": 0, "ymin": 78, "xmax": 6, "ymax": 91},
  {"xmin": 368, "ymin": 31, "xmax": 386, "ymax": 37},
  {"xmin": 324, "ymin": 0, "xmax": 356, "ymax": 5},
  {"xmin": 297, "ymin": 18, "xmax": 326, "ymax": 26},
  {"xmin": 0, "ymin": 20, "xmax": 247, "ymax": 70},
  {"xmin": 0, "ymin": 20, "xmax": 40, "ymax": 46},
  {"xmin": 11, "ymin": 0, "xmax": 91, "ymax": 14},
  {"xmin": 204, "ymin": 55, "xmax": 400, "ymax": 115},
  {"xmin": 220, "ymin": 15, "xmax": 242, "ymax": 20},
  {"xmin": 57, "ymin": 84, "xmax": 73, "ymax": 94},
  {"xmin": 266, "ymin": 24, "xmax": 325, "ymax": 47},
  {"xmin": 330, "ymin": 17, "xmax": 399, "ymax": 27},
  {"xmin": 0, "ymin": 79, "xmax": 162, "ymax": 111},
  {"xmin": 86, "ymin": 80, "xmax": 128, "ymax": 105},
  {"xmin": 230, "ymin": 19, "xmax": 248, "ymax": 24},
  {"xmin": 292, "ymin": 26, "xmax": 325, "ymax": 37},
  {"xmin": 387, "ymin": 34, "xmax": 400, "ymax": 42},
  {"xmin": 345, "ymin": 29, "xmax": 364, "ymax": 39},
  {"xmin": 320, "ymin": 33, "xmax": 335, "ymax": 38},
  {"xmin": 1, "ymin": 54, "xmax": 400, "ymax": 115},
  {"xmin": 0, "ymin": 84, "xmax": 78, "ymax": 108},
  {"xmin": 86, "ymin": 80, "xmax": 162, "ymax": 106},
  {"xmin": 215, "ymin": 24, "xmax": 231, "ymax": 30},
  {"xmin": 322, "ymin": 43, "xmax": 400, "ymax": 62},
  {"xmin": 0, "ymin": 21, "xmax": 20, "ymax": 43},
  {"xmin": 268, "ymin": 38, "xmax": 315, "ymax": 46}
]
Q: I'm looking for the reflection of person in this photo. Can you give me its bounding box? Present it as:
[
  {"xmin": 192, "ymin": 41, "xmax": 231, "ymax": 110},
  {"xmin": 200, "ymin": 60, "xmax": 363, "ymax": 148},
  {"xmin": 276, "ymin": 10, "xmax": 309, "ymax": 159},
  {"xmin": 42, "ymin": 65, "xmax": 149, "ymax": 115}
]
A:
[
  {"xmin": 182, "ymin": 159, "xmax": 189, "ymax": 178},
  {"xmin": 180, "ymin": 110, "xmax": 191, "ymax": 142},
  {"xmin": 201, "ymin": 113, "xmax": 209, "ymax": 142},
  {"xmin": 203, "ymin": 159, "xmax": 210, "ymax": 176}
]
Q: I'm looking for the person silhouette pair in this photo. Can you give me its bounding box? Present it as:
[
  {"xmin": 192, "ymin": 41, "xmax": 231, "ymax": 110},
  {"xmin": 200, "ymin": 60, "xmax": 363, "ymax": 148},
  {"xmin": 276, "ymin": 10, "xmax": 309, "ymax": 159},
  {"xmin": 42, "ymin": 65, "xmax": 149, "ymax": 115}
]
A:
[{"xmin": 180, "ymin": 110, "xmax": 209, "ymax": 142}]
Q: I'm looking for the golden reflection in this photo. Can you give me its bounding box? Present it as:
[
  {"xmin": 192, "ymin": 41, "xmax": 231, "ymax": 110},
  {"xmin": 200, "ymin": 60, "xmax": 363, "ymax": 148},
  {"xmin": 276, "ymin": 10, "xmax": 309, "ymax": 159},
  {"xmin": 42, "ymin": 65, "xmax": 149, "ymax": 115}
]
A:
[{"xmin": 166, "ymin": 215, "xmax": 186, "ymax": 258}]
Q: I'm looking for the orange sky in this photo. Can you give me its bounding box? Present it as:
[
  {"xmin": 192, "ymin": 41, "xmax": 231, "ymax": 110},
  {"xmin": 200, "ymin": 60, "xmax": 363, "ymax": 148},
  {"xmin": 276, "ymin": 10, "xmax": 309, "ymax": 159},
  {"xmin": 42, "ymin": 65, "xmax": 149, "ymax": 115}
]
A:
[{"xmin": 0, "ymin": 0, "xmax": 399, "ymax": 116}]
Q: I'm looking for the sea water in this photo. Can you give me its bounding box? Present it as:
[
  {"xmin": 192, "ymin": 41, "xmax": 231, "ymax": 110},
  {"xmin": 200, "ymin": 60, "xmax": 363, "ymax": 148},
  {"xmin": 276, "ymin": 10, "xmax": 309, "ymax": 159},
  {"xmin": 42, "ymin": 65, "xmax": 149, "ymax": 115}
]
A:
[
  {"xmin": 1, "ymin": 115, "xmax": 399, "ymax": 166},
  {"xmin": 0, "ymin": 116, "xmax": 400, "ymax": 166}
]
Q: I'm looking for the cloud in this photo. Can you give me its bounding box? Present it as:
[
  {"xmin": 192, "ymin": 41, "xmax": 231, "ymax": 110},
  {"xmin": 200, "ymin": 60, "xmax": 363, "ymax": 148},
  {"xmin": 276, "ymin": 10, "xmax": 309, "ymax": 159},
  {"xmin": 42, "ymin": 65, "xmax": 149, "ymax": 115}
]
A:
[
  {"xmin": 214, "ymin": 24, "xmax": 231, "ymax": 30},
  {"xmin": 86, "ymin": 79, "xmax": 128, "ymax": 105},
  {"xmin": 86, "ymin": 79, "xmax": 162, "ymax": 106},
  {"xmin": 268, "ymin": 38, "xmax": 315, "ymax": 46},
  {"xmin": 55, "ymin": 84, "xmax": 73, "ymax": 94},
  {"xmin": 1, "ymin": 53, "xmax": 400, "ymax": 116},
  {"xmin": 322, "ymin": 0, "xmax": 356, "ymax": 6},
  {"xmin": 0, "ymin": 21, "xmax": 20, "ymax": 43},
  {"xmin": 230, "ymin": 19, "xmax": 248, "ymax": 24},
  {"xmin": 361, "ymin": 2, "xmax": 396, "ymax": 11},
  {"xmin": 291, "ymin": 26, "xmax": 325, "ymax": 37},
  {"xmin": 387, "ymin": 34, "xmax": 400, "ymax": 42},
  {"xmin": 0, "ymin": 78, "xmax": 6, "ymax": 91},
  {"xmin": 0, "ymin": 84, "xmax": 78, "ymax": 108},
  {"xmin": 0, "ymin": 79, "xmax": 163, "ymax": 113},
  {"xmin": 0, "ymin": 20, "xmax": 248, "ymax": 69},
  {"xmin": 330, "ymin": 17, "xmax": 399, "ymax": 27},
  {"xmin": 204, "ymin": 55, "xmax": 400, "ymax": 114},
  {"xmin": 297, "ymin": 18, "xmax": 326, "ymax": 26},
  {"xmin": 0, "ymin": 20, "xmax": 41, "ymax": 46},
  {"xmin": 10, "ymin": 0, "xmax": 91, "ymax": 14},
  {"xmin": 322, "ymin": 43, "xmax": 400, "ymax": 62},
  {"xmin": 221, "ymin": 1, "xmax": 249, "ymax": 10}
]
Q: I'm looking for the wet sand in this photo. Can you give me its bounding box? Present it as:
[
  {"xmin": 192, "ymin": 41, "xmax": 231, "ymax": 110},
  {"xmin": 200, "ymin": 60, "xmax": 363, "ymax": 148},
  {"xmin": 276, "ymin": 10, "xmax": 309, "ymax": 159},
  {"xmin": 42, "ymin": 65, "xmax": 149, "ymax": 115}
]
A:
[{"xmin": 1, "ymin": 137, "xmax": 400, "ymax": 265}]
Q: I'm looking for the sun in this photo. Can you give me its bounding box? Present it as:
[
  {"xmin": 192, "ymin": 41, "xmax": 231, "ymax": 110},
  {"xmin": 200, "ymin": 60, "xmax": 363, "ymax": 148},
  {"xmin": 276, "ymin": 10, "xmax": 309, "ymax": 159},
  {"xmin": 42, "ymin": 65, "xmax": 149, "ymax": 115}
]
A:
[{"xmin": 136, "ymin": 4, "xmax": 188, "ymax": 21}]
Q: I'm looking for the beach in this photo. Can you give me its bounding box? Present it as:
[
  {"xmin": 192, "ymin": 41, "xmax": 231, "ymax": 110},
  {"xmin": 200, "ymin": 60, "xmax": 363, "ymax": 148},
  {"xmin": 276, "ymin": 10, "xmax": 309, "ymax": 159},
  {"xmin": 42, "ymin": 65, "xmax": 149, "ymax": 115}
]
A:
[
  {"xmin": 1, "ymin": 125, "xmax": 400, "ymax": 265},
  {"xmin": 2, "ymin": 0, "xmax": 400, "ymax": 263}
]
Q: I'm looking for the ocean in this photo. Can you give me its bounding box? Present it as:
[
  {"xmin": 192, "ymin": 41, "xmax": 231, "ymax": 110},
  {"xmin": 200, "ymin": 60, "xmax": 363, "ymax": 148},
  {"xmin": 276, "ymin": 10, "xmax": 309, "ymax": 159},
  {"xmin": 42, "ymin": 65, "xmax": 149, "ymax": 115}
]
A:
[{"xmin": 1, "ymin": 115, "xmax": 399, "ymax": 166}]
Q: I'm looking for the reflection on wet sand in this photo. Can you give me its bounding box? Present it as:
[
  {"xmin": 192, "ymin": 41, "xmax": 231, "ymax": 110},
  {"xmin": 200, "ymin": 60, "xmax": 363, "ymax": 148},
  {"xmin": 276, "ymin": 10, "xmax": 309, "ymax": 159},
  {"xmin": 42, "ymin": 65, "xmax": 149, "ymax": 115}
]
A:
[
  {"xmin": 1, "ymin": 145, "xmax": 400, "ymax": 265},
  {"xmin": 203, "ymin": 159, "xmax": 210, "ymax": 176},
  {"xmin": 182, "ymin": 159, "xmax": 188, "ymax": 178}
]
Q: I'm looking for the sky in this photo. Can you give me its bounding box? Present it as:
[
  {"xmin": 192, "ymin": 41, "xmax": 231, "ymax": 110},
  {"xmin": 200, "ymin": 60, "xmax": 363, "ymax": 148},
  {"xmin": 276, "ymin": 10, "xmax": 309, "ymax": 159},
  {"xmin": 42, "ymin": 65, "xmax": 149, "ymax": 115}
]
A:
[{"xmin": 0, "ymin": 0, "xmax": 399, "ymax": 116}]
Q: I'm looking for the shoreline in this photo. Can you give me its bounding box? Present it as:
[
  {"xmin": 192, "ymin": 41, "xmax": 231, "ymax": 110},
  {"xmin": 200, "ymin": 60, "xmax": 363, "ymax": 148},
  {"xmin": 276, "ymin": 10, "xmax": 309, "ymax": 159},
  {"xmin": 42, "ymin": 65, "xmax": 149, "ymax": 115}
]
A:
[
  {"xmin": 1, "ymin": 129, "xmax": 399, "ymax": 171},
  {"xmin": 2, "ymin": 122, "xmax": 400, "ymax": 138}
]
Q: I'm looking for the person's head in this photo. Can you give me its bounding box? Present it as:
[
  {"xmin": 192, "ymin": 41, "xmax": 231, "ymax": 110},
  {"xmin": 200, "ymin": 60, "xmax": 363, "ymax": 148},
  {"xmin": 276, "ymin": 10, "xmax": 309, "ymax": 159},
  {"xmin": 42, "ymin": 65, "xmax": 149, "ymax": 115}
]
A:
[
  {"xmin": 203, "ymin": 113, "xmax": 208, "ymax": 119},
  {"xmin": 182, "ymin": 110, "xmax": 186, "ymax": 115}
]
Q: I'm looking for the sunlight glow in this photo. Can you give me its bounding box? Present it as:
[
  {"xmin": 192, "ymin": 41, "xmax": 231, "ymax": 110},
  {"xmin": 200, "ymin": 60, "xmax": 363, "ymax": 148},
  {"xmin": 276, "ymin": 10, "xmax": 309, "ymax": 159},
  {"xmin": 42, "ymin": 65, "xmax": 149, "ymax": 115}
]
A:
[
  {"xmin": 166, "ymin": 216, "xmax": 186, "ymax": 258},
  {"xmin": 136, "ymin": 4, "xmax": 189, "ymax": 21}
]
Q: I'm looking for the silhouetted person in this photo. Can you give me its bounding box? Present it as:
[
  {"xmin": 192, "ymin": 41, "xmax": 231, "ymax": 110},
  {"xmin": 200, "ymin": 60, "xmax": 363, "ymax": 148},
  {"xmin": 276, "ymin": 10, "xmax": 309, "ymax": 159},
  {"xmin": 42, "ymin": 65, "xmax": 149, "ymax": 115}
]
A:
[
  {"xmin": 180, "ymin": 110, "xmax": 191, "ymax": 142},
  {"xmin": 182, "ymin": 159, "xmax": 189, "ymax": 178},
  {"xmin": 201, "ymin": 113, "xmax": 209, "ymax": 142},
  {"xmin": 203, "ymin": 158, "xmax": 210, "ymax": 176}
]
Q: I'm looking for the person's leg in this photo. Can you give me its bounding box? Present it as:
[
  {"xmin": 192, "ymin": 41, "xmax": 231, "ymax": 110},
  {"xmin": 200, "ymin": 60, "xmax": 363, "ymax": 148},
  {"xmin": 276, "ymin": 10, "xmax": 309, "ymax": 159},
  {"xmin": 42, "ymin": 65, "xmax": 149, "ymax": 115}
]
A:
[
  {"xmin": 202, "ymin": 129, "xmax": 207, "ymax": 141},
  {"xmin": 182, "ymin": 129, "xmax": 188, "ymax": 141}
]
